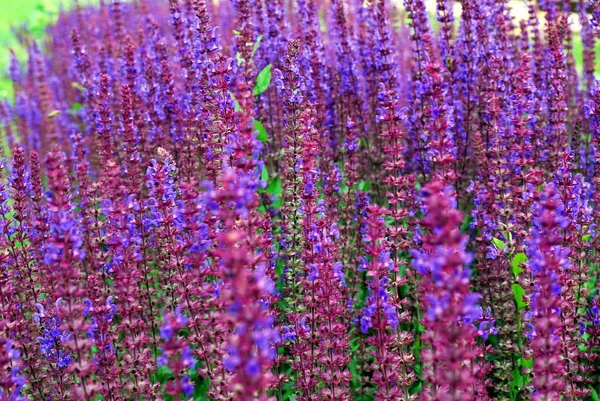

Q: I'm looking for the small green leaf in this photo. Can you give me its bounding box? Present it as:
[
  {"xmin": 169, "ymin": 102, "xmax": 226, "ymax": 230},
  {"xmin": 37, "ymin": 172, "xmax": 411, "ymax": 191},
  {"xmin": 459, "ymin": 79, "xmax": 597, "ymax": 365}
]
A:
[
  {"xmin": 409, "ymin": 380, "xmax": 423, "ymax": 395},
  {"xmin": 357, "ymin": 180, "xmax": 371, "ymax": 192},
  {"xmin": 260, "ymin": 166, "xmax": 268, "ymax": 183},
  {"xmin": 511, "ymin": 253, "xmax": 526, "ymax": 277},
  {"xmin": 583, "ymin": 234, "xmax": 591, "ymax": 242},
  {"xmin": 509, "ymin": 368, "xmax": 523, "ymax": 397},
  {"xmin": 266, "ymin": 177, "xmax": 283, "ymax": 197},
  {"xmin": 492, "ymin": 237, "xmax": 505, "ymax": 250},
  {"xmin": 519, "ymin": 357, "xmax": 533, "ymax": 369},
  {"xmin": 251, "ymin": 35, "xmax": 263, "ymax": 58},
  {"xmin": 276, "ymin": 259, "xmax": 285, "ymax": 278},
  {"xmin": 71, "ymin": 82, "xmax": 85, "ymax": 92},
  {"xmin": 68, "ymin": 102, "xmax": 83, "ymax": 115},
  {"xmin": 254, "ymin": 64, "xmax": 272, "ymax": 96},
  {"xmin": 154, "ymin": 365, "xmax": 173, "ymax": 384},
  {"xmin": 592, "ymin": 388, "xmax": 600, "ymax": 401},
  {"xmin": 460, "ymin": 215, "xmax": 473, "ymax": 233},
  {"xmin": 253, "ymin": 119, "xmax": 268, "ymax": 142},
  {"xmin": 512, "ymin": 283, "xmax": 527, "ymax": 309}
]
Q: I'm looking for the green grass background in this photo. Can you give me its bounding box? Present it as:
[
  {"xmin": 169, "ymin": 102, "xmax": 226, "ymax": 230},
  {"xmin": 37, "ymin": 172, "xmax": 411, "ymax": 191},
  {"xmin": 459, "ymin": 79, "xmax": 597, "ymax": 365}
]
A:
[{"xmin": 0, "ymin": 0, "xmax": 96, "ymax": 98}]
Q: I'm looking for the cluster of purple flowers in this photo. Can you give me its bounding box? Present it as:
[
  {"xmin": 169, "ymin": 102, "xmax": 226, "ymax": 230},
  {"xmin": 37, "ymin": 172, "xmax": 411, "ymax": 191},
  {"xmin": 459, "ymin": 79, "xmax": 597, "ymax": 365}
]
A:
[{"xmin": 1, "ymin": 0, "xmax": 600, "ymax": 399}]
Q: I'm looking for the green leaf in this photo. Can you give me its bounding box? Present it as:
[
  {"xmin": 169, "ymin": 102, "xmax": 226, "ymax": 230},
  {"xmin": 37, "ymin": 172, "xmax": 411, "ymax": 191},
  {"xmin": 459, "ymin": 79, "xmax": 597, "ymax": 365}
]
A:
[
  {"xmin": 68, "ymin": 102, "xmax": 83, "ymax": 116},
  {"xmin": 350, "ymin": 340, "xmax": 360, "ymax": 352},
  {"xmin": 460, "ymin": 215, "xmax": 473, "ymax": 233},
  {"xmin": 492, "ymin": 237, "xmax": 505, "ymax": 250},
  {"xmin": 519, "ymin": 357, "xmax": 533, "ymax": 369},
  {"xmin": 511, "ymin": 253, "xmax": 526, "ymax": 277},
  {"xmin": 275, "ymin": 259, "xmax": 284, "ymax": 278},
  {"xmin": 266, "ymin": 177, "xmax": 283, "ymax": 197},
  {"xmin": 512, "ymin": 283, "xmax": 527, "ymax": 309},
  {"xmin": 251, "ymin": 35, "xmax": 263, "ymax": 58},
  {"xmin": 409, "ymin": 380, "xmax": 423, "ymax": 395},
  {"xmin": 509, "ymin": 368, "xmax": 523, "ymax": 397},
  {"xmin": 357, "ymin": 180, "xmax": 371, "ymax": 192},
  {"xmin": 254, "ymin": 64, "xmax": 272, "ymax": 96},
  {"xmin": 583, "ymin": 233, "xmax": 592, "ymax": 242},
  {"xmin": 253, "ymin": 119, "xmax": 268, "ymax": 142},
  {"xmin": 260, "ymin": 166, "xmax": 268, "ymax": 183},
  {"xmin": 71, "ymin": 82, "xmax": 85, "ymax": 92},
  {"xmin": 592, "ymin": 389, "xmax": 600, "ymax": 401},
  {"xmin": 154, "ymin": 365, "xmax": 173, "ymax": 384}
]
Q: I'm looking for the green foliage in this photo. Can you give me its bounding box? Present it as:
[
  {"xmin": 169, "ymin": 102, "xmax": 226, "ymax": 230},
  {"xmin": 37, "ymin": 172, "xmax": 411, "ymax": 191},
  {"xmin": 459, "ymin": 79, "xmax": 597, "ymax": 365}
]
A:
[
  {"xmin": 260, "ymin": 165, "xmax": 268, "ymax": 183},
  {"xmin": 69, "ymin": 102, "xmax": 83, "ymax": 112},
  {"xmin": 356, "ymin": 180, "xmax": 370, "ymax": 192},
  {"xmin": 511, "ymin": 253, "xmax": 526, "ymax": 278},
  {"xmin": 254, "ymin": 64, "xmax": 272, "ymax": 96},
  {"xmin": 491, "ymin": 237, "xmax": 505, "ymax": 251},
  {"xmin": 512, "ymin": 283, "xmax": 527, "ymax": 310},
  {"xmin": 519, "ymin": 357, "xmax": 533, "ymax": 369},
  {"xmin": 460, "ymin": 215, "xmax": 473, "ymax": 233},
  {"xmin": 509, "ymin": 368, "xmax": 523, "ymax": 400},
  {"xmin": 266, "ymin": 177, "xmax": 283, "ymax": 197},
  {"xmin": 251, "ymin": 34, "xmax": 263, "ymax": 58},
  {"xmin": 253, "ymin": 119, "xmax": 268, "ymax": 142}
]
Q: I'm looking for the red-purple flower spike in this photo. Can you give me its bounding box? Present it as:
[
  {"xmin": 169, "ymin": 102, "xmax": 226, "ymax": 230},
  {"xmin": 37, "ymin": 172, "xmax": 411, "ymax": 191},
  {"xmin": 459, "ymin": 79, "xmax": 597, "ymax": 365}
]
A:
[
  {"xmin": 43, "ymin": 148, "xmax": 98, "ymax": 400},
  {"xmin": 158, "ymin": 309, "xmax": 195, "ymax": 400},
  {"xmin": 206, "ymin": 171, "xmax": 277, "ymax": 400},
  {"xmin": 412, "ymin": 181, "xmax": 490, "ymax": 400},
  {"xmin": 361, "ymin": 204, "xmax": 415, "ymax": 400},
  {"xmin": 0, "ymin": 320, "xmax": 27, "ymax": 401},
  {"xmin": 526, "ymin": 185, "xmax": 567, "ymax": 399},
  {"xmin": 3, "ymin": 148, "xmax": 51, "ymax": 400}
]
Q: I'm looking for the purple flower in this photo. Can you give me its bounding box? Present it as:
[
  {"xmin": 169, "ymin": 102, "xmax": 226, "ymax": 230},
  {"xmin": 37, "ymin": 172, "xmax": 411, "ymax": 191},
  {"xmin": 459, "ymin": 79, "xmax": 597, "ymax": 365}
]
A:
[{"xmin": 281, "ymin": 325, "xmax": 296, "ymax": 342}]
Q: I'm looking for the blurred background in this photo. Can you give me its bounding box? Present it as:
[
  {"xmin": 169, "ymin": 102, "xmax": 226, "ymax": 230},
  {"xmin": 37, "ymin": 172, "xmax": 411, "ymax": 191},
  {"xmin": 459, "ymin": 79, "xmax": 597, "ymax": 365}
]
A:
[
  {"xmin": 0, "ymin": 0, "xmax": 596, "ymax": 99},
  {"xmin": 0, "ymin": 0, "xmax": 96, "ymax": 98}
]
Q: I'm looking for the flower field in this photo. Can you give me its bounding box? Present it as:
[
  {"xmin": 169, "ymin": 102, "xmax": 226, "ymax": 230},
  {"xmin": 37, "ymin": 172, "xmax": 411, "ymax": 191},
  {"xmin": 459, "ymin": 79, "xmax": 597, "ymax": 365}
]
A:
[{"xmin": 1, "ymin": 0, "xmax": 600, "ymax": 400}]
